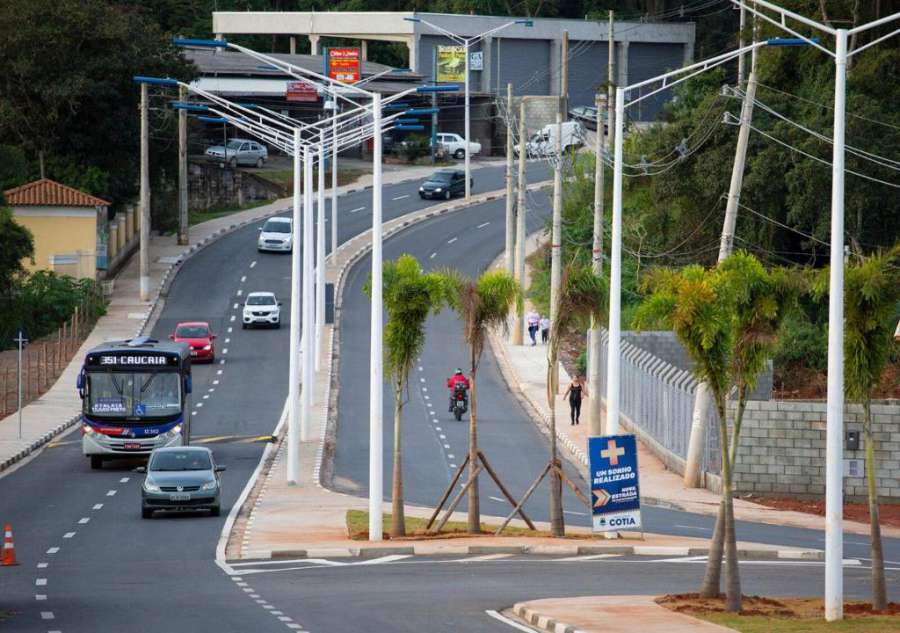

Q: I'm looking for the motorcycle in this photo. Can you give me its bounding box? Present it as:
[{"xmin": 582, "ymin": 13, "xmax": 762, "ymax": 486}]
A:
[{"xmin": 451, "ymin": 382, "xmax": 468, "ymax": 421}]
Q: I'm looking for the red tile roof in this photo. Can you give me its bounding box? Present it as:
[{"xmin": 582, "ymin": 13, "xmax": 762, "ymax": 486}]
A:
[{"xmin": 3, "ymin": 178, "xmax": 110, "ymax": 207}]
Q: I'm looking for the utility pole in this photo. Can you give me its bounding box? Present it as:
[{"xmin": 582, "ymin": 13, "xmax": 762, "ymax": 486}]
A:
[
  {"xmin": 177, "ymin": 85, "xmax": 189, "ymax": 246},
  {"xmin": 737, "ymin": 3, "xmax": 747, "ymax": 87},
  {"xmin": 504, "ymin": 83, "xmax": 515, "ymax": 276},
  {"xmin": 14, "ymin": 330, "xmax": 27, "ymax": 440},
  {"xmin": 316, "ymin": 132, "xmax": 326, "ymax": 371},
  {"xmin": 139, "ymin": 82, "xmax": 150, "ymax": 302},
  {"xmin": 287, "ymin": 132, "xmax": 302, "ymax": 485},
  {"xmin": 511, "ymin": 100, "xmax": 527, "ymax": 346},
  {"xmin": 684, "ymin": 23, "xmax": 759, "ymax": 488},
  {"xmin": 560, "ymin": 31, "xmax": 569, "ymax": 117},
  {"xmin": 587, "ymin": 92, "xmax": 606, "ymax": 437}
]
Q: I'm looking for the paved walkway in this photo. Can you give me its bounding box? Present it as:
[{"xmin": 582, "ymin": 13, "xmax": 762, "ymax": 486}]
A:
[
  {"xmin": 485, "ymin": 232, "xmax": 900, "ymax": 540},
  {"xmin": 0, "ymin": 163, "xmax": 442, "ymax": 474},
  {"xmin": 511, "ymin": 595, "xmax": 735, "ymax": 633}
]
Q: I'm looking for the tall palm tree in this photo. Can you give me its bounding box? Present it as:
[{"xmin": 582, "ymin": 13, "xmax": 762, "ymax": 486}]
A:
[
  {"xmin": 636, "ymin": 251, "xmax": 798, "ymax": 612},
  {"xmin": 444, "ymin": 269, "xmax": 522, "ymax": 534},
  {"xmin": 372, "ymin": 254, "xmax": 453, "ymax": 537},
  {"xmin": 819, "ymin": 245, "xmax": 900, "ymax": 610},
  {"xmin": 546, "ymin": 262, "xmax": 607, "ymax": 536}
]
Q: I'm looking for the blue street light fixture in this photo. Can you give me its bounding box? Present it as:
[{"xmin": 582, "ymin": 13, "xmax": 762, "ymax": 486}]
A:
[
  {"xmin": 133, "ymin": 76, "xmax": 179, "ymax": 87},
  {"xmin": 169, "ymin": 102, "xmax": 209, "ymax": 112},
  {"xmin": 395, "ymin": 124, "xmax": 425, "ymax": 131},
  {"xmin": 404, "ymin": 107, "xmax": 440, "ymax": 115},
  {"xmin": 172, "ymin": 38, "xmax": 228, "ymax": 48},
  {"xmin": 197, "ymin": 116, "xmax": 229, "ymax": 124}
]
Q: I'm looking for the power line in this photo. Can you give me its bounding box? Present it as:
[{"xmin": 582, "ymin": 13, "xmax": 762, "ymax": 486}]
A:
[{"xmin": 756, "ymin": 82, "xmax": 900, "ymax": 133}]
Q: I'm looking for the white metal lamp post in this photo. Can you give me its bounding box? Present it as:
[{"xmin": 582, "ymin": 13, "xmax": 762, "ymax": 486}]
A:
[{"xmin": 404, "ymin": 17, "xmax": 532, "ymax": 199}]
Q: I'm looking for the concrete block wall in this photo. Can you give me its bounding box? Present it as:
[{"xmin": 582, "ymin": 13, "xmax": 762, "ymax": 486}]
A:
[{"xmin": 732, "ymin": 399, "xmax": 900, "ymax": 501}]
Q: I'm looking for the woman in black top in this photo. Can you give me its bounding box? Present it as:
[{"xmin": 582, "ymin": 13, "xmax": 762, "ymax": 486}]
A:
[{"xmin": 562, "ymin": 376, "xmax": 588, "ymax": 425}]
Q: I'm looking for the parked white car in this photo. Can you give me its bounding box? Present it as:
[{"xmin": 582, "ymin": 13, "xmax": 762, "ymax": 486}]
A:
[
  {"xmin": 515, "ymin": 121, "xmax": 585, "ymax": 158},
  {"xmin": 205, "ymin": 138, "xmax": 268, "ymax": 168},
  {"xmin": 257, "ymin": 217, "xmax": 293, "ymax": 253},
  {"xmin": 242, "ymin": 292, "xmax": 281, "ymax": 329},
  {"xmin": 436, "ymin": 133, "xmax": 482, "ymax": 160}
]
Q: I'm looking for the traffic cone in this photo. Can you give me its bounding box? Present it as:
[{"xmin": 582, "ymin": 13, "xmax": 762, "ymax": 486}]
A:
[{"xmin": 2, "ymin": 523, "xmax": 18, "ymax": 566}]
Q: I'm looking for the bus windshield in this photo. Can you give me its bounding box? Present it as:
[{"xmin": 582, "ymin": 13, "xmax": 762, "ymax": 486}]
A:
[{"xmin": 86, "ymin": 371, "xmax": 181, "ymax": 418}]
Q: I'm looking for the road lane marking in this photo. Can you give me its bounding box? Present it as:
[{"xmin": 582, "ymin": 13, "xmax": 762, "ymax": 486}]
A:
[
  {"xmin": 392, "ymin": 194, "xmax": 410, "ymax": 201},
  {"xmin": 555, "ymin": 554, "xmax": 623, "ymax": 562},
  {"xmin": 40, "ymin": 612, "xmax": 54, "ymax": 620},
  {"xmin": 213, "ymin": 380, "xmax": 220, "ymax": 385},
  {"xmin": 449, "ymin": 463, "xmax": 457, "ymax": 468},
  {"xmin": 203, "ymin": 394, "xmax": 210, "ymax": 400},
  {"xmin": 78, "ymin": 517, "xmax": 90, "ymax": 524},
  {"xmin": 563, "ymin": 510, "xmax": 588, "ymax": 517},
  {"xmin": 447, "ymin": 454, "xmax": 455, "ymax": 459},
  {"xmin": 37, "ymin": 563, "xmax": 48, "ymax": 568},
  {"xmin": 106, "ymin": 490, "xmax": 117, "ymax": 496},
  {"xmin": 430, "ymin": 252, "xmax": 437, "ymax": 258},
  {"xmin": 354, "ymin": 554, "xmax": 412, "ymax": 566},
  {"xmin": 477, "ymin": 222, "xmax": 490, "ymax": 228},
  {"xmin": 92, "ymin": 503, "xmax": 103, "ymax": 510},
  {"xmin": 46, "ymin": 548, "xmax": 59, "ymax": 555},
  {"xmin": 233, "ymin": 303, "xmax": 239, "ymax": 310},
  {"xmin": 237, "ymin": 289, "xmax": 243, "ymax": 296},
  {"xmin": 241, "ymin": 275, "xmax": 246, "ymax": 283},
  {"xmin": 439, "ymin": 434, "xmax": 446, "ymax": 439},
  {"xmin": 488, "ymin": 496, "xmax": 506, "ymax": 503},
  {"xmin": 227, "ymin": 327, "xmax": 233, "ymax": 333},
  {"xmin": 419, "ymin": 377, "xmax": 426, "ymax": 383},
  {"xmin": 485, "ymin": 609, "xmax": 534, "ymax": 632},
  {"xmin": 220, "ymin": 359, "xmax": 225, "ymax": 365},
  {"xmin": 443, "ymin": 444, "xmax": 450, "ymax": 449},
  {"xmin": 230, "ymin": 315, "xmax": 236, "ymax": 322},
  {"xmin": 35, "ymin": 594, "xmax": 46, "ymax": 600},
  {"xmin": 225, "ymin": 338, "xmax": 231, "ymax": 343},
  {"xmin": 454, "ymin": 554, "xmax": 511, "ymax": 562},
  {"xmin": 250, "ymin": 260, "xmax": 257, "ymax": 268},
  {"xmin": 196, "ymin": 403, "xmax": 203, "ymax": 408},
  {"xmin": 447, "ymin": 237, "xmax": 458, "ymax": 244},
  {"xmin": 63, "ymin": 532, "xmax": 75, "ymax": 538},
  {"xmin": 217, "ymin": 370, "xmax": 223, "ymax": 375},
  {"xmin": 208, "ymin": 388, "xmax": 215, "ymax": 392},
  {"xmin": 119, "ymin": 477, "xmax": 129, "ymax": 483},
  {"xmin": 36, "ymin": 579, "xmax": 47, "ymax": 586},
  {"xmin": 418, "ymin": 366, "xmax": 424, "ymax": 371},
  {"xmin": 350, "ymin": 206, "xmax": 365, "ymax": 213},
  {"xmin": 435, "ymin": 427, "xmax": 442, "ymax": 432},
  {"xmin": 222, "ymin": 348, "xmax": 229, "ymax": 355}
]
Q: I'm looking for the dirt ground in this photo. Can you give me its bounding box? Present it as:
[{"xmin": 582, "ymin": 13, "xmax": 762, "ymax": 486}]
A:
[
  {"xmin": 658, "ymin": 594, "xmax": 900, "ymax": 618},
  {"xmin": 737, "ymin": 494, "xmax": 900, "ymax": 529}
]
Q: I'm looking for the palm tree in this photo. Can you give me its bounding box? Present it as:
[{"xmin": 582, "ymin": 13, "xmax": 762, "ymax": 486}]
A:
[
  {"xmin": 444, "ymin": 269, "xmax": 522, "ymax": 533},
  {"xmin": 636, "ymin": 252, "xmax": 798, "ymax": 612},
  {"xmin": 546, "ymin": 262, "xmax": 607, "ymax": 536},
  {"xmin": 818, "ymin": 245, "xmax": 900, "ymax": 610},
  {"xmin": 372, "ymin": 254, "xmax": 453, "ymax": 537}
]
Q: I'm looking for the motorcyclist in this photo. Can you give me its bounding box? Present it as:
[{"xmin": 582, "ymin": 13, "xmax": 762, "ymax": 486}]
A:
[{"xmin": 447, "ymin": 368, "xmax": 471, "ymax": 412}]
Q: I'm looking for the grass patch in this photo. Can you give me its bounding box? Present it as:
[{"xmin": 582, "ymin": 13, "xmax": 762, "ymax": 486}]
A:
[
  {"xmin": 658, "ymin": 595, "xmax": 900, "ymax": 632},
  {"xmin": 189, "ymin": 199, "xmax": 271, "ymax": 226},
  {"xmin": 347, "ymin": 510, "xmax": 554, "ymax": 540}
]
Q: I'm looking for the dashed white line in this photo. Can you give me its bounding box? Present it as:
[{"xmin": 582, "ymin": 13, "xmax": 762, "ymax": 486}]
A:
[
  {"xmin": 216, "ymin": 370, "xmax": 223, "ymax": 375},
  {"xmin": 222, "ymin": 348, "xmax": 229, "ymax": 355},
  {"xmin": 250, "ymin": 260, "xmax": 257, "ymax": 268},
  {"xmin": 430, "ymin": 252, "xmax": 437, "ymax": 259},
  {"xmin": 477, "ymin": 221, "xmax": 490, "ymax": 228},
  {"xmin": 233, "ymin": 303, "xmax": 239, "ymax": 310},
  {"xmin": 240, "ymin": 275, "xmax": 247, "ymax": 283},
  {"xmin": 220, "ymin": 359, "xmax": 226, "ymax": 365},
  {"xmin": 419, "ymin": 378, "xmax": 426, "ymax": 383},
  {"xmin": 230, "ymin": 315, "xmax": 236, "ymax": 322},
  {"xmin": 237, "ymin": 289, "xmax": 243, "ymax": 296},
  {"xmin": 208, "ymin": 388, "xmax": 215, "ymax": 393},
  {"xmin": 435, "ymin": 427, "xmax": 442, "ymax": 432},
  {"xmin": 63, "ymin": 532, "xmax": 75, "ymax": 538},
  {"xmin": 449, "ymin": 463, "xmax": 457, "ymax": 469},
  {"xmin": 350, "ymin": 206, "xmax": 365, "ymax": 214},
  {"xmin": 46, "ymin": 548, "xmax": 59, "ymax": 555},
  {"xmin": 443, "ymin": 444, "xmax": 450, "ymax": 449},
  {"xmin": 447, "ymin": 454, "xmax": 455, "ymax": 459},
  {"xmin": 224, "ymin": 337, "xmax": 231, "ymax": 344},
  {"xmin": 418, "ymin": 366, "xmax": 424, "ymax": 371},
  {"xmin": 392, "ymin": 194, "xmax": 410, "ymax": 201},
  {"xmin": 213, "ymin": 380, "xmax": 220, "ymax": 385},
  {"xmin": 37, "ymin": 562, "xmax": 48, "ymax": 568},
  {"xmin": 40, "ymin": 612, "xmax": 54, "ymax": 620},
  {"xmin": 227, "ymin": 327, "xmax": 233, "ymax": 333},
  {"xmin": 271, "ymin": 611, "xmax": 284, "ymax": 615},
  {"xmin": 78, "ymin": 517, "xmax": 90, "ymax": 524},
  {"xmin": 106, "ymin": 490, "xmax": 117, "ymax": 496},
  {"xmin": 439, "ymin": 434, "xmax": 446, "ymax": 439},
  {"xmin": 35, "ymin": 594, "xmax": 47, "ymax": 601},
  {"xmin": 196, "ymin": 403, "xmax": 203, "ymax": 408},
  {"xmin": 203, "ymin": 395, "xmax": 210, "ymax": 400},
  {"xmin": 447, "ymin": 237, "xmax": 458, "ymax": 244},
  {"xmin": 422, "ymin": 387, "xmax": 427, "ymax": 392},
  {"xmin": 119, "ymin": 477, "xmax": 129, "ymax": 483},
  {"xmin": 36, "ymin": 578, "xmax": 47, "ymax": 586},
  {"xmin": 92, "ymin": 504, "xmax": 103, "ymax": 510}
]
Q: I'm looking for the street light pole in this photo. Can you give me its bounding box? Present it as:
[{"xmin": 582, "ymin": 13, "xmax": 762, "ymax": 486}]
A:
[
  {"xmin": 139, "ymin": 82, "xmax": 150, "ymax": 302},
  {"xmin": 331, "ymin": 104, "xmax": 339, "ymax": 257},
  {"xmin": 287, "ymin": 131, "xmax": 302, "ymax": 485},
  {"xmin": 14, "ymin": 330, "xmax": 27, "ymax": 440},
  {"xmin": 512, "ymin": 99, "xmax": 527, "ymax": 346},
  {"xmin": 588, "ymin": 92, "xmax": 606, "ymax": 437},
  {"xmin": 316, "ymin": 132, "xmax": 326, "ymax": 372},
  {"xmin": 301, "ymin": 147, "xmax": 314, "ymax": 442},
  {"xmin": 369, "ymin": 93, "xmax": 384, "ymax": 542},
  {"xmin": 504, "ymin": 83, "xmax": 515, "ymax": 276},
  {"xmin": 606, "ymin": 87, "xmax": 625, "ymax": 436},
  {"xmin": 464, "ymin": 41, "xmax": 471, "ymax": 200},
  {"xmin": 177, "ymin": 85, "xmax": 189, "ymax": 246}
]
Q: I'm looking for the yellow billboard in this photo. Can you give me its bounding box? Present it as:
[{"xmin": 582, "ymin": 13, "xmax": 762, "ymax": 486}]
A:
[{"xmin": 436, "ymin": 46, "xmax": 466, "ymax": 82}]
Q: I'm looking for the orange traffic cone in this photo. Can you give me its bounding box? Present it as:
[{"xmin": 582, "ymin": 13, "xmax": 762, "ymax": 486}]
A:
[{"xmin": 2, "ymin": 523, "xmax": 18, "ymax": 566}]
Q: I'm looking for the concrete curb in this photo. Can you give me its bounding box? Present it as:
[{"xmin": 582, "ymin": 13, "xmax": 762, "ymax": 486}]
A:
[
  {"xmin": 512, "ymin": 603, "xmax": 585, "ymax": 633},
  {"xmin": 0, "ymin": 413, "xmax": 81, "ymax": 474},
  {"xmin": 236, "ymin": 543, "xmax": 823, "ymax": 562}
]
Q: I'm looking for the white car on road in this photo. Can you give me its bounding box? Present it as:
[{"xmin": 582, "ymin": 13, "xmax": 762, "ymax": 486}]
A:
[
  {"xmin": 257, "ymin": 217, "xmax": 293, "ymax": 253},
  {"xmin": 436, "ymin": 133, "xmax": 481, "ymax": 160},
  {"xmin": 242, "ymin": 292, "xmax": 281, "ymax": 329}
]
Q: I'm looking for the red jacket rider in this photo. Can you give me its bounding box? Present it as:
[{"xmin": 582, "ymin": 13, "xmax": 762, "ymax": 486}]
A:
[{"xmin": 447, "ymin": 369, "xmax": 471, "ymax": 391}]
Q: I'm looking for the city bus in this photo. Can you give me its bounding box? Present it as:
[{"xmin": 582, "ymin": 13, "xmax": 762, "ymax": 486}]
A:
[{"xmin": 77, "ymin": 337, "xmax": 193, "ymax": 469}]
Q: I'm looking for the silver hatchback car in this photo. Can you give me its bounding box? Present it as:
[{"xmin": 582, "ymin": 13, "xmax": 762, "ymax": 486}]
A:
[
  {"xmin": 137, "ymin": 446, "xmax": 225, "ymax": 518},
  {"xmin": 205, "ymin": 138, "xmax": 268, "ymax": 168}
]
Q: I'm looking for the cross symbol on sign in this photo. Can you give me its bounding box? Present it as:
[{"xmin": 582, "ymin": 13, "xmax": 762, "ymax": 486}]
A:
[{"xmin": 600, "ymin": 439, "xmax": 626, "ymax": 466}]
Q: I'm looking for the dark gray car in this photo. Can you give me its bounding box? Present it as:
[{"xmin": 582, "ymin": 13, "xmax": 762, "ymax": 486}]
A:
[{"xmin": 138, "ymin": 446, "xmax": 225, "ymax": 518}]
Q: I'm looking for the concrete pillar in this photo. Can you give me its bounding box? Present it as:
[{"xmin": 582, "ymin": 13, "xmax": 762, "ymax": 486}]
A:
[
  {"xmin": 289, "ymin": 36, "xmax": 297, "ymax": 55},
  {"xmin": 108, "ymin": 221, "xmax": 119, "ymax": 261},
  {"xmin": 309, "ymin": 34, "xmax": 321, "ymax": 56},
  {"xmin": 482, "ymin": 36, "xmax": 494, "ymax": 95},
  {"xmin": 549, "ymin": 38, "xmax": 562, "ymax": 96},
  {"xmin": 126, "ymin": 205, "xmax": 135, "ymax": 242},
  {"xmin": 360, "ymin": 40, "xmax": 368, "ymax": 61},
  {"xmin": 617, "ymin": 41, "xmax": 629, "ymax": 94},
  {"xmin": 683, "ymin": 40, "xmax": 694, "ymax": 65},
  {"xmin": 407, "ymin": 36, "xmax": 418, "ymax": 73},
  {"xmin": 117, "ymin": 213, "xmax": 126, "ymax": 252}
]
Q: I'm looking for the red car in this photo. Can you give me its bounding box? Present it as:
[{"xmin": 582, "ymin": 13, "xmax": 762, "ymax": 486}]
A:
[{"xmin": 170, "ymin": 321, "xmax": 216, "ymax": 362}]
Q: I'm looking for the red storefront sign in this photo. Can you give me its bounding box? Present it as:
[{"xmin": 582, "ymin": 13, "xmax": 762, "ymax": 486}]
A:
[
  {"xmin": 286, "ymin": 80, "xmax": 319, "ymax": 102},
  {"xmin": 327, "ymin": 47, "xmax": 361, "ymax": 83}
]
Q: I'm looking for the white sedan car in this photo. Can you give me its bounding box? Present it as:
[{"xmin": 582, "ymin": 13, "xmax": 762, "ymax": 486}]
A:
[
  {"xmin": 242, "ymin": 292, "xmax": 281, "ymax": 329},
  {"xmin": 436, "ymin": 133, "xmax": 482, "ymax": 160},
  {"xmin": 257, "ymin": 217, "xmax": 293, "ymax": 253}
]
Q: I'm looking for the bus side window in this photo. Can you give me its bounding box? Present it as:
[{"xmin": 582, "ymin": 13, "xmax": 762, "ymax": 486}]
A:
[{"xmin": 185, "ymin": 375, "xmax": 192, "ymax": 395}]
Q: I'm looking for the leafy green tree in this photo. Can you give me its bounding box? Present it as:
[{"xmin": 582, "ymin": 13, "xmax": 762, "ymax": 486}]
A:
[
  {"xmin": 444, "ymin": 269, "xmax": 522, "ymax": 533},
  {"xmin": 0, "ymin": 208, "xmax": 34, "ymax": 342},
  {"xmin": 816, "ymin": 245, "xmax": 900, "ymax": 610},
  {"xmin": 376, "ymin": 255, "xmax": 454, "ymax": 537},
  {"xmin": 636, "ymin": 252, "xmax": 799, "ymax": 611}
]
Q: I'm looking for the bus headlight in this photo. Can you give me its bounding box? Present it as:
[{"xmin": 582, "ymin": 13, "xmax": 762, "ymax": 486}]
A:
[
  {"xmin": 167, "ymin": 424, "xmax": 183, "ymax": 438},
  {"xmin": 82, "ymin": 424, "xmax": 94, "ymax": 435}
]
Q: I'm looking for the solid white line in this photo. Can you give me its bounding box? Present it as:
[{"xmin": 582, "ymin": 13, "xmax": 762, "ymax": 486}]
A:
[
  {"xmin": 46, "ymin": 548, "xmax": 59, "ymax": 555},
  {"xmin": 119, "ymin": 477, "xmax": 129, "ymax": 483},
  {"xmin": 456, "ymin": 554, "xmax": 512, "ymax": 562},
  {"xmin": 563, "ymin": 510, "xmax": 588, "ymax": 517},
  {"xmin": 555, "ymin": 554, "xmax": 623, "ymax": 562},
  {"xmin": 485, "ymin": 609, "xmax": 534, "ymax": 633},
  {"xmin": 477, "ymin": 222, "xmax": 490, "ymax": 228},
  {"xmin": 447, "ymin": 237, "xmax": 458, "ymax": 244},
  {"xmin": 673, "ymin": 524, "xmax": 710, "ymax": 531},
  {"xmin": 92, "ymin": 504, "xmax": 103, "ymax": 510},
  {"xmin": 63, "ymin": 532, "xmax": 75, "ymax": 539},
  {"xmin": 392, "ymin": 194, "xmax": 410, "ymax": 200},
  {"xmin": 78, "ymin": 517, "xmax": 90, "ymax": 524}
]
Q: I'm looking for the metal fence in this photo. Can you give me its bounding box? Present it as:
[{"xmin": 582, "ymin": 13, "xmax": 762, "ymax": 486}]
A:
[{"xmin": 591, "ymin": 329, "xmax": 721, "ymax": 475}]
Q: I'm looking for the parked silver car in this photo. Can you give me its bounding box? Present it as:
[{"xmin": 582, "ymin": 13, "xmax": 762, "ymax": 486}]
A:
[{"xmin": 205, "ymin": 138, "xmax": 268, "ymax": 168}]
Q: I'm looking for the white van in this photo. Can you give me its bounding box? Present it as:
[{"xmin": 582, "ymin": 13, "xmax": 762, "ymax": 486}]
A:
[{"xmin": 518, "ymin": 121, "xmax": 585, "ymax": 158}]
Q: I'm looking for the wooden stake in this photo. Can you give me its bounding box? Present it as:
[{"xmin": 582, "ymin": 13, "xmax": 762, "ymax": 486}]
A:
[
  {"xmin": 554, "ymin": 463, "xmax": 592, "ymax": 508},
  {"xmin": 478, "ymin": 450, "xmax": 536, "ymax": 530},
  {"xmin": 495, "ymin": 462, "xmax": 552, "ymax": 535},
  {"xmin": 430, "ymin": 464, "xmax": 483, "ymax": 535},
  {"xmin": 426, "ymin": 455, "xmax": 470, "ymax": 530}
]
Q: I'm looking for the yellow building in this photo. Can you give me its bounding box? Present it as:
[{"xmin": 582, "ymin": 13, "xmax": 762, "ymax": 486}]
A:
[{"xmin": 4, "ymin": 179, "xmax": 110, "ymax": 279}]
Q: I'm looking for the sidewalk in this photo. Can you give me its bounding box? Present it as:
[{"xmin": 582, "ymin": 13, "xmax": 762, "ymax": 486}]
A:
[
  {"xmin": 485, "ymin": 232, "xmax": 900, "ymax": 540},
  {"xmin": 509, "ymin": 596, "xmax": 734, "ymax": 633},
  {"xmin": 0, "ymin": 163, "xmax": 442, "ymax": 475},
  {"xmin": 231, "ymin": 184, "xmax": 822, "ymax": 562}
]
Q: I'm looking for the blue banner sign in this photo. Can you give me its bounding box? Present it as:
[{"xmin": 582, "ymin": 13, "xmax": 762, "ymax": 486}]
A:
[{"xmin": 588, "ymin": 434, "xmax": 641, "ymax": 532}]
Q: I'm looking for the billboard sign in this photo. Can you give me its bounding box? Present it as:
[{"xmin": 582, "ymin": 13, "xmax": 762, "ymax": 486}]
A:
[
  {"xmin": 588, "ymin": 434, "xmax": 642, "ymax": 532},
  {"xmin": 436, "ymin": 45, "xmax": 466, "ymax": 82},
  {"xmin": 326, "ymin": 47, "xmax": 361, "ymax": 83},
  {"xmin": 286, "ymin": 80, "xmax": 319, "ymax": 102}
]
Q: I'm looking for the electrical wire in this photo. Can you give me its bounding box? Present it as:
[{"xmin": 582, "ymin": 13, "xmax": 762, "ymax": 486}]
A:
[{"xmin": 756, "ymin": 82, "xmax": 900, "ymax": 133}]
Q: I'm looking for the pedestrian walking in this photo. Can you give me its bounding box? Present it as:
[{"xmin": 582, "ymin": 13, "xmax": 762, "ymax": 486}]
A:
[
  {"xmin": 562, "ymin": 375, "xmax": 587, "ymax": 425},
  {"xmin": 526, "ymin": 310, "xmax": 540, "ymax": 346},
  {"xmin": 539, "ymin": 316, "xmax": 550, "ymax": 344}
]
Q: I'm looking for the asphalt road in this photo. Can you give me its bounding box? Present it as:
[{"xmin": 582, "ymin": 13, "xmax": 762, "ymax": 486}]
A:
[{"xmin": 0, "ymin": 161, "xmax": 549, "ymax": 633}]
